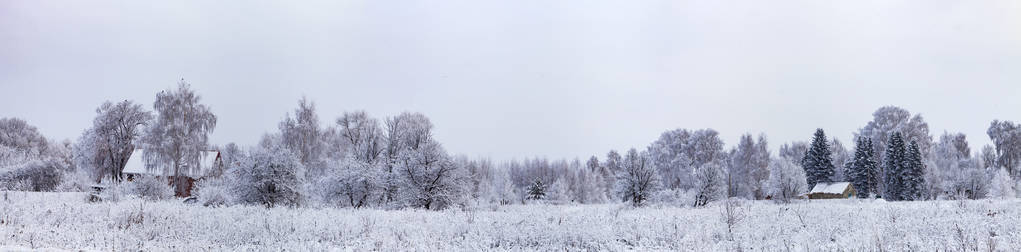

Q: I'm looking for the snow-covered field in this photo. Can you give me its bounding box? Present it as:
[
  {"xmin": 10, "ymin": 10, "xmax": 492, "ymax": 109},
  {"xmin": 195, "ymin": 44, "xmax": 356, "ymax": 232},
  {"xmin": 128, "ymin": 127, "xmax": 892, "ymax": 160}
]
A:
[{"xmin": 1, "ymin": 191, "xmax": 1019, "ymax": 251}]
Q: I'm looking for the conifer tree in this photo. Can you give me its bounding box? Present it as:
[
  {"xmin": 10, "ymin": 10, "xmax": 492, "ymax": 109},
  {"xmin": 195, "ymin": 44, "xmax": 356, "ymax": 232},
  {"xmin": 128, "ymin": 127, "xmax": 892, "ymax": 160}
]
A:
[
  {"xmin": 526, "ymin": 178, "xmax": 546, "ymax": 200},
  {"xmin": 883, "ymin": 132, "xmax": 907, "ymax": 200},
  {"xmin": 801, "ymin": 129, "xmax": 835, "ymax": 188},
  {"xmin": 901, "ymin": 141, "xmax": 926, "ymax": 200},
  {"xmin": 849, "ymin": 137, "xmax": 877, "ymax": 198}
]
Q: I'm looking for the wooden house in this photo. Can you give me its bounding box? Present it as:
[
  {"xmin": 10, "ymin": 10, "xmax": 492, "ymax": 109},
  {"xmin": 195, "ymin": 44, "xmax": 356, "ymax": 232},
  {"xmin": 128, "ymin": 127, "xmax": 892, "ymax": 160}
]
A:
[
  {"xmin": 803, "ymin": 182, "xmax": 856, "ymax": 199},
  {"xmin": 122, "ymin": 150, "xmax": 223, "ymax": 197}
]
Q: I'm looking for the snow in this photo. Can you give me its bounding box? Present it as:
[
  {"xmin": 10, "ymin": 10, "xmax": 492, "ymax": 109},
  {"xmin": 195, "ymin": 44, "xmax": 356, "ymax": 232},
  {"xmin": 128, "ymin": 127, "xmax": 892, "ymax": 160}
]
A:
[
  {"xmin": 810, "ymin": 182, "xmax": 851, "ymax": 194},
  {"xmin": 2, "ymin": 191, "xmax": 1020, "ymax": 250},
  {"xmin": 122, "ymin": 150, "xmax": 219, "ymax": 177}
]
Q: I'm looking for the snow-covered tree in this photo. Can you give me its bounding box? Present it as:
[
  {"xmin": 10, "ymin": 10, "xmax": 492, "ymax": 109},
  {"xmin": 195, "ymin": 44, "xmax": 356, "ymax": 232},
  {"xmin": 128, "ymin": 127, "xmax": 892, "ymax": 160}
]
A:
[
  {"xmin": 615, "ymin": 148, "xmax": 659, "ymax": 206},
  {"xmin": 316, "ymin": 157, "xmax": 382, "ymax": 208},
  {"xmin": 727, "ymin": 133, "xmax": 770, "ymax": 199},
  {"xmin": 778, "ymin": 141, "xmax": 808, "ymax": 163},
  {"xmin": 603, "ymin": 151, "xmax": 622, "ymax": 200},
  {"xmin": 829, "ymin": 138, "xmax": 851, "ymax": 181},
  {"xmin": 386, "ymin": 113, "xmax": 467, "ymax": 209},
  {"xmin": 802, "ymin": 129, "xmax": 835, "ymax": 187},
  {"xmin": 987, "ymin": 168, "xmax": 1016, "ymax": 199},
  {"xmin": 987, "ymin": 120, "xmax": 1021, "ymax": 178},
  {"xmin": 337, "ymin": 111, "xmax": 385, "ymax": 163},
  {"xmin": 279, "ymin": 97, "xmax": 325, "ymax": 174},
  {"xmin": 856, "ymin": 106, "xmax": 932, "ymax": 195},
  {"xmin": 489, "ymin": 168, "xmax": 518, "ymax": 205},
  {"xmin": 573, "ymin": 167, "xmax": 607, "ymax": 204},
  {"xmin": 0, "ymin": 117, "xmax": 50, "ymax": 158},
  {"xmin": 77, "ymin": 100, "xmax": 152, "ymax": 182},
  {"xmin": 847, "ymin": 137, "xmax": 880, "ymax": 198},
  {"xmin": 928, "ymin": 132, "xmax": 976, "ymax": 198},
  {"xmin": 231, "ymin": 145, "xmax": 305, "ymax": 207},
  {"xmin": 766, "ymin": 158, "xmax": 808, "ymax": 203},
  {"xmin": 883, "ymin": 132, "xmax": 908, "ymax": 200},
  {"xmin": 547, "ymin": 178, "xmax": 572, "ymax": 204},
  {"xmin": 692, "ymin": 161, "xmax": 725, "ymax": 207},
  {"xmin": 900, "ymin": 141, "xmax": 926, "ymax": 201},
  {"xmin": 648, "ymin": 128, "xmax": 726, "ymax": 190},
  {"xmin": 526, "ymin": 177, "xmax": 546, "ymax": 200},
  {"xmin": 140, "ymin": 80, "xmax": 217, "ymax": 196}
]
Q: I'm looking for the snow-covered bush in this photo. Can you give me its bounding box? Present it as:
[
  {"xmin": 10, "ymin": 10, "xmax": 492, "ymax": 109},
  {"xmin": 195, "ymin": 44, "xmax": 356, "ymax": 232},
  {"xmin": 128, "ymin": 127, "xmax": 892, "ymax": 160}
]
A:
[
  {"xmin": 127, "ymin": 176, "xmax": 174, "ymax": 201},
  {"xmin": 987, "ymin": 168, "xmax": 1016, "ymax": 199},
  {"xmin": 56, "ymin": 169, "xmax": 94, "ymax": 192},
  {"xmin": 193, "ymin": 178, "xmax": 232, "ymax": 207},
  {"xmin": 0, "ymin": 159, "xmax": 63, "ymax": 192},
  {"xmin": 231, "ymin": 146, "xmax": 305, "ymax": 208},
  {"xmin": 651, "ymin": 188, "xmax": 695, "ymax": 206},
  {"xmin": 767, "ymin": 158, "xmax": 808, "ymax": 203}
]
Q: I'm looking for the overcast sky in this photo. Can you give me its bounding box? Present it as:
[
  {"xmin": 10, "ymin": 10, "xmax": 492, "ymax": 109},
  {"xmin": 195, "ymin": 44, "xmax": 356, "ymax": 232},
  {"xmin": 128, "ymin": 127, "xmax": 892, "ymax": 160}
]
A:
[{"xmin": 2, "ymin": 0, "xmax": 1020, "ymax": 161}]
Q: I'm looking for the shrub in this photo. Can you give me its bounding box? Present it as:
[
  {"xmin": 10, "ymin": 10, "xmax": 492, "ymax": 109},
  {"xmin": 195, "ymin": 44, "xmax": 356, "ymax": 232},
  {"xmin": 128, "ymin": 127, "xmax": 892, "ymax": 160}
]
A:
[
  {"xmin": 0, "ymin": 160, "xmax": 63, "ymax": 191},
  {"xmin": 193, "ymin": 178, "xmax": 232, "ymax": 207},
  {"xmin": 128, "ymin": 176, "xmax": 174, "ymax": 201}
]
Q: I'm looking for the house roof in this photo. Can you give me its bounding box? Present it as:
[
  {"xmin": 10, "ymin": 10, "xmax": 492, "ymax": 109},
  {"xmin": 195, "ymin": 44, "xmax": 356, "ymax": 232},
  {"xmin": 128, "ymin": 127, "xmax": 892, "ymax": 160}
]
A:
[
  {"xmin": 810, "ymin": 182, "xmax": 852, "ymax": 194},
  {"xmin": 122, "ymin": 150, "xmax": 220, "ymax": 178}
]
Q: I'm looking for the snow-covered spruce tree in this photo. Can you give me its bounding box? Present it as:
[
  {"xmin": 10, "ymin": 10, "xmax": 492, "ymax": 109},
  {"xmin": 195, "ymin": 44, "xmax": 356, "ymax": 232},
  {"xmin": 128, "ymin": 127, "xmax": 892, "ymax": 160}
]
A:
[
  {"xmin": 615, "ymin": 148, "xmax": 660, "ymax": 206},
  {"xmin": 140, "ymin": 80, "xmax": 217, "ymax": 196},
  {"xmin": 232, "ymin": 145, "xmax": 305, "ymax": 207},
  {"xmin": 856, "ymin": 106, "xmax": 932, "ymax": 195},
  {"xmin": 76, "ymin": 101, "xmax": 152, "ymax": 182},
  {"xmin": 766, "ymin": 158, "xmax": 808, "ymax": 203},
  {"xmin": 526, "ymin": 177, "xmax": 546, "ymax": 200},
  {"xmin": 883, "ymin": 132, "xmax": 908, "ymax": 200},
  {"xmin": 692, "ymin": 161, "xmax": 725, "ymax": 207},
  {"xmin": 987, "ymin": 168, "xmax": 1016, "ymax": 199},
  {"xmin": 848, "ymin": 137, "xmax": 880, "ymax": 198},
  {"xmin": 900, "ymin": 141, "xmax": 926, "ymax": 200},
  {"xmin": 801, "ymin": 129, "xmax": 835, "ymax": 188}
]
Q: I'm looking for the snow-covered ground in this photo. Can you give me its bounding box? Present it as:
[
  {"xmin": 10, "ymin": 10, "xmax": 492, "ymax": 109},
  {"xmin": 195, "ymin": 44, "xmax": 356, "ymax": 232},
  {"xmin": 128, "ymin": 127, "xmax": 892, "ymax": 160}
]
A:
[{"xmin": 1, "ymin": 191, "xmax": 1019, "ymax": 251}]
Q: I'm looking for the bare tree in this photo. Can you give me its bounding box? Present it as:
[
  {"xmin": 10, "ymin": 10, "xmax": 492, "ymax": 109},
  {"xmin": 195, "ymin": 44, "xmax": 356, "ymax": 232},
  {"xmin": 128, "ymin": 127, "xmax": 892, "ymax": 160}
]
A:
[
  {"xmin": 615, "ymin": 148, "xmax": 659, "ymax": 207},
  {"xmin": 79, "ymin": 100, "xmax": 152, "ymax": 181},
  {"xmin": 141, "ymin": 80, "xmax": 217, "ymax": 196},
  {"xmin": 279, "ymin": 97, "xmax": 323, "ymax": 168},
  {"xmin": 337, "ymin": 111, "xmax": 384, "ymax": 163}
]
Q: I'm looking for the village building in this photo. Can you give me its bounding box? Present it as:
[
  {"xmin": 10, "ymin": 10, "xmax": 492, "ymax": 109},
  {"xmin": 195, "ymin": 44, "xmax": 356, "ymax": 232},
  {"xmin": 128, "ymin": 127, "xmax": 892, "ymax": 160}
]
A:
[
  {"xmin": 803, "ymin": 182, "xmax": 857, "ymax": 199},
  {"xmin": 122, "ymin": 149, "xmax": 224, "ymax": 197}
]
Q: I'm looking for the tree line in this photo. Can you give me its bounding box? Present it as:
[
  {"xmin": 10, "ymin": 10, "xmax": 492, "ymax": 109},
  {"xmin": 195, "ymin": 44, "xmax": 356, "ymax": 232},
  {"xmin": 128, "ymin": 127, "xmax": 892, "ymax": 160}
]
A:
[{"xmin": 2, "ymin": 82, "xmax": 1020, "ymax": 209}]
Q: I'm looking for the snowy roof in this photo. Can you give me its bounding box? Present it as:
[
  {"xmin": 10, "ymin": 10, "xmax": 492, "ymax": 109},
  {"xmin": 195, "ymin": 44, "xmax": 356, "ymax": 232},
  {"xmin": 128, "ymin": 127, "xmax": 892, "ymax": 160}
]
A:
[
  {"xmin": 122, "ymin": 149, "xmax": 220, "ymax": 178},
  {"xmin": 810, "ymin": 182, "xmax": 852, "ymax": 194}
]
